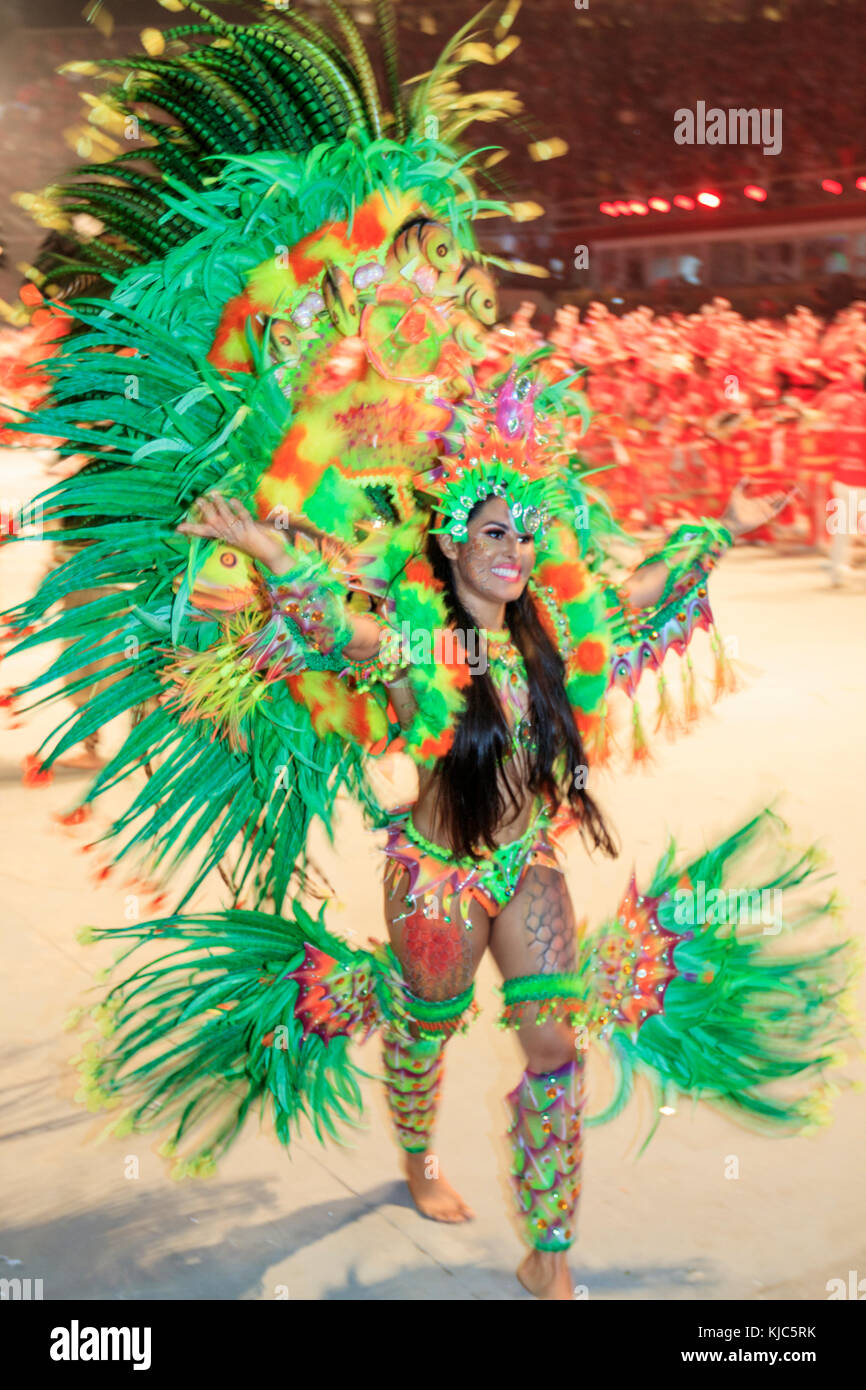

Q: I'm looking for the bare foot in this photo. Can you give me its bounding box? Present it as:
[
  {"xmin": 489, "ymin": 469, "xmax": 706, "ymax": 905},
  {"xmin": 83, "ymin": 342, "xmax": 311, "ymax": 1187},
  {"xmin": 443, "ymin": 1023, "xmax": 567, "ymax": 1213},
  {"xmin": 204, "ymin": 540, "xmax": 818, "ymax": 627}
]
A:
[
  {"xmin": 517, "ymin": 1249, "xmax": 574, "ymax": 1300},
  {"xmin": 404, "ymin": 1152, "xmax": 475, "ymax": 1223}
]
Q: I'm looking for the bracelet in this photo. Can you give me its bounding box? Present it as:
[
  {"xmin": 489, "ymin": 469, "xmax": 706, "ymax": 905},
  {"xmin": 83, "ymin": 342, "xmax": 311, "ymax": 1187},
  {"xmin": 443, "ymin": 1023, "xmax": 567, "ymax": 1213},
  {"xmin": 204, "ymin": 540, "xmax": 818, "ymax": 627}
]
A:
[
  {"xmin": 650, "ymin": 520, "xmax": 733, "ymax": 610},
  {"xmin": 341, "ymin": 613, "xmax": 405, "ymax": 689}
]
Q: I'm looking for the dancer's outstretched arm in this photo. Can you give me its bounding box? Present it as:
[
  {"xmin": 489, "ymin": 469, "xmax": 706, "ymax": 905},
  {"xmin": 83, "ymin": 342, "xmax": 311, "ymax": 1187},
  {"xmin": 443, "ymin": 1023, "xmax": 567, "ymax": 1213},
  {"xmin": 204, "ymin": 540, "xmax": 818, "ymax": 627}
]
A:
[{"xmin": 616, "ymin": 479, "xmax": 798, "ymax": 612}]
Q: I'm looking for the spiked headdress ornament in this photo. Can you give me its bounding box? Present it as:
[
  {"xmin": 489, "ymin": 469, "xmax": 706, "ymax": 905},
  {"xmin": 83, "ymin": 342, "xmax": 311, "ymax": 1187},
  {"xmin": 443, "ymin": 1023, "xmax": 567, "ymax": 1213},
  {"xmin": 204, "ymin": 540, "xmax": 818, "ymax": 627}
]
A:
[{"xmin": 415, "ymin": 372, "xmax": 567, "ymax": 542}]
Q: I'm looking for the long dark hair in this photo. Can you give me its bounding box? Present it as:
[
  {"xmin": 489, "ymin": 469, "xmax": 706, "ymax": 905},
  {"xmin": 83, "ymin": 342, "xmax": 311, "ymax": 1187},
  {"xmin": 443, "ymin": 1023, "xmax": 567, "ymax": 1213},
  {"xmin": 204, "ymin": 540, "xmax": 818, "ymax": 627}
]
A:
[{"xmin": 423, "ymin": 517, "xmax": 618, "ymax": 862}]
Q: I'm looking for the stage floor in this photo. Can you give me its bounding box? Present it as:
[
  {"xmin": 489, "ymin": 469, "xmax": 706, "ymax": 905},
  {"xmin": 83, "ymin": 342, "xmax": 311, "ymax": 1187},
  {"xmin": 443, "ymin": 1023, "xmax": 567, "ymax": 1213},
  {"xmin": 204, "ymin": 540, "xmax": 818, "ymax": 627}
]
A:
[{"xmin": 2, "ymin": 449, "xmax": 864, "ymax": 1300}]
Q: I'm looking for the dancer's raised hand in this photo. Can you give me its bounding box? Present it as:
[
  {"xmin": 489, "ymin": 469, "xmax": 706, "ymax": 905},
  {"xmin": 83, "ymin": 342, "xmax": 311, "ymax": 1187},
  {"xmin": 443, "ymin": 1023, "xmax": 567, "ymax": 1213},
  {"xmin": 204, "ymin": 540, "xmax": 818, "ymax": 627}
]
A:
[
  {"xmin": 177, "ymin": 493, "xmax": 291, "ymax": 572},
  {"xmin": 720, "ymin": 479, "xmax": 801, "ymax": 539}
]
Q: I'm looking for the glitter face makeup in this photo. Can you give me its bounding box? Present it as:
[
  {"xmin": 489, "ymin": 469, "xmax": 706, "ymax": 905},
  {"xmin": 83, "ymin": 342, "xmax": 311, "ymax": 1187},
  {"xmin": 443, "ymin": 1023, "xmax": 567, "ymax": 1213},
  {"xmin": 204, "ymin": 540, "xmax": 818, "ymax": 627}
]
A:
[{"xmin": 445, "ymin": 497, "xmax": 535, "ymax": 612}]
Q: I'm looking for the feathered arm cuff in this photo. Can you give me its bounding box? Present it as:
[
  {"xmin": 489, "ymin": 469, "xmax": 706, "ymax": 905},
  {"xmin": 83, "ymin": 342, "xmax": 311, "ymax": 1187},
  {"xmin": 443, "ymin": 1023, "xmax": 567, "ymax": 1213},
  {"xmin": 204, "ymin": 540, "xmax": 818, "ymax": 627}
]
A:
[{"xmin": 242, "ymin": 548, "xmax": 357, "ymax": 678}]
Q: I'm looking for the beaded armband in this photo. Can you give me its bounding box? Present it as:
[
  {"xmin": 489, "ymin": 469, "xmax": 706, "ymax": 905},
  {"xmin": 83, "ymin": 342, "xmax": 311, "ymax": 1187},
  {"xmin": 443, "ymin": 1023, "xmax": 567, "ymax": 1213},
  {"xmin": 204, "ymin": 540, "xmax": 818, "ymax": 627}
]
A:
[
  {"xmin": 340, "ymin": 611, "xmax": 405, "ymax": 691},
  {"xmin": 638, "ymin": 520, "xmax": 734, "ymax": 611}
]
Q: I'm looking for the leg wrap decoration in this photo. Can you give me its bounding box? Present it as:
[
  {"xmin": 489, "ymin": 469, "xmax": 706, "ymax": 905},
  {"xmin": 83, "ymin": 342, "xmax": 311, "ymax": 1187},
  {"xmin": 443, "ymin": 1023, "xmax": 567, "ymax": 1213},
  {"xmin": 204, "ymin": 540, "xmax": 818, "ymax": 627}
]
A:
[
  {"xmin": 507, "ymin": 1056, "xmax": 586, "ymax": 1252},
  {"xmin": 382, "ymin": 978, "xmax": 476, "ymax": 1154},
  {"xmin": 400, "ymin": 980, "xmax": 479, "ymax": 1042},
  {"xmin": 382, "ymin": 1029, "xmax": 446, "ymax": 1154},
  {"xmin": 498, "ymin": 972, "xmax": 591, "ymax": 1033}
]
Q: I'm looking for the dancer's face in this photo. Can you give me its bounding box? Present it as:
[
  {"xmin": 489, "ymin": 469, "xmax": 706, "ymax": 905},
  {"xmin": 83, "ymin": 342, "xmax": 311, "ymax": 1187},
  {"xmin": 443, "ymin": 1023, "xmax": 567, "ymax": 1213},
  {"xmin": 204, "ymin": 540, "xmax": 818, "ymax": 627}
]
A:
[{"xmin": 439, "ymin": 497, "xmax": 535, "ymax": 607}]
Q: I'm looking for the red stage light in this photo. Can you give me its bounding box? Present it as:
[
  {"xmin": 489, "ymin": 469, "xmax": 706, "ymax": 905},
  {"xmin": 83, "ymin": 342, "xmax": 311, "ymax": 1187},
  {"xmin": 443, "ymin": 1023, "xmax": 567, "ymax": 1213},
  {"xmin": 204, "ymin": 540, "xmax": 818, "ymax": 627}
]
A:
[
  {"xmin": 696, "ymin": 191, "xmax": 721, "ymax": 208},
  {"xmin": 614, "ymin": 200, "xmax": 632, "ymax": 215},
  {"xmin": 821, "ymin": 179, "xmax": 843, "ymax": 194},
  {"xmin": 648, "ymin": 197, "xmax": 671, "ymax": 212},
  {"xmin": 673, "ymin": 194, "xmax": 695, "ymax": 210},
  {"xmin": 599, "ymin": 202, "xmax": 618, "ymax": 216},
  {"xmin": 744, "ymin": 185, "xmax": 767, "ymax": 201},
  {"xmin": 628, "ymin": 200, "xmax": 649, "ymax": 215},
  {"xmin": 855, "ymin": 177, "xmax": 866, "ymax": 192}
]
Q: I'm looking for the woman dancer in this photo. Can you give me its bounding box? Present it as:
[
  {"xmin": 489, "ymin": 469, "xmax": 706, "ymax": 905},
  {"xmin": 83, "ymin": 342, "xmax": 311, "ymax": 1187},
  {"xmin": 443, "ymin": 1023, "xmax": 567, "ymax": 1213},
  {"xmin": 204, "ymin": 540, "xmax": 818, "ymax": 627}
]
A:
[
  {"xmin": 7, "ymin": 1, "xmax": 852, "ymax": 1304},
  {"xmin": 176, "ymin": 468, "xmax": 793, "ymax": 1300}
]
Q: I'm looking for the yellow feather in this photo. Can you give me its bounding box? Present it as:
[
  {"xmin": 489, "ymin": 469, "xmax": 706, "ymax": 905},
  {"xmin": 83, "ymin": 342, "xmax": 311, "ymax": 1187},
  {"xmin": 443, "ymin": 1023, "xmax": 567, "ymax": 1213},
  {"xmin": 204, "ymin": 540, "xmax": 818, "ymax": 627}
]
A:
[
  {"xmin": 484, "ymin": 254, "xmax": 550, "ymax": 279},
  {"xmin": 508, "ymin": 201, "xmax": 545, "ymax": 222},
  {"xmin": 448, "ymin": 90, "xmax": 523, "ymax": 121},
  {"xmin": 455, "ymin": 41, "xmax": 496, "ymax": 65},
  {"xmin": 87, "ymin": 103, "xmax": 132, "ymax": 137},
  {"xmin": 16, "ymin": 263, "xmax": 45, "ymax": 286},
  {"xmin": 11, "ymin": 192, "xmax": 71, "ymax": 233},
  {"xmin": 83, "ymin": 1, "xmax": 114, "ymax": 39},
  {"xmin": 528, "ymin": 137, "xmax": 569, "ymax": 162},
  {"xmin": 0, "ymin": 298, "xmax": 30, "ymax": 326},
  {"xmin": 494, "ymin": 0, "xmax": 522, "ymax": 40},
  {"xmin": 58, "ymin": 61, "xmax": 101, "ymax": 76},
  {"xmin": 494, "ymin": 36, "xmax": 521, "ymax": 61},
  {"xmin": 140, "ymin": 27, "xmax": 166, "ymax": 56}
]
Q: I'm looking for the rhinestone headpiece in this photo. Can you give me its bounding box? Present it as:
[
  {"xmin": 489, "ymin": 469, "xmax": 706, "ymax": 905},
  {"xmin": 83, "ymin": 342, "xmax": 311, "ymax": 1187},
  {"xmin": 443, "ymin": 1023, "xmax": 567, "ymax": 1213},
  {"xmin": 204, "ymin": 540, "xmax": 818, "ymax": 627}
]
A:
[{"xmin": 415, "ymin": 372, "xmax": 563, "ymax": 541}]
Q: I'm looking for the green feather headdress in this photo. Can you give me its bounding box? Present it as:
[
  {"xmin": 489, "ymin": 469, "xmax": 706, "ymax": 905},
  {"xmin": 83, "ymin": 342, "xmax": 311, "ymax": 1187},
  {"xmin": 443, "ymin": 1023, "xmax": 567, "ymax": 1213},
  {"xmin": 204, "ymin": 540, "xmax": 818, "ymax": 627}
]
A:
[{"xmin": 415, "ymin": 366, "xmax": 582, "ymax": 545}]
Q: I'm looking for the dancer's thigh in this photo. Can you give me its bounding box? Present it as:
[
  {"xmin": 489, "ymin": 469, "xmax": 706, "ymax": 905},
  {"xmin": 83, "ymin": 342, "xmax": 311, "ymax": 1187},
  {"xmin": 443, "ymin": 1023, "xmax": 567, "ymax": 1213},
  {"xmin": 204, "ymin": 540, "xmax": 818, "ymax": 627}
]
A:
[
  {"xmin": 489, "ymin": 864, "xmax": 578, "ymax": 979},
  {"xmin": 383, "ymin": 860, "xmax": 491, "ymax": 1001},
  {"xmin": 488, "ymin": 864, "xmax": 580, "ymax": 1071}
]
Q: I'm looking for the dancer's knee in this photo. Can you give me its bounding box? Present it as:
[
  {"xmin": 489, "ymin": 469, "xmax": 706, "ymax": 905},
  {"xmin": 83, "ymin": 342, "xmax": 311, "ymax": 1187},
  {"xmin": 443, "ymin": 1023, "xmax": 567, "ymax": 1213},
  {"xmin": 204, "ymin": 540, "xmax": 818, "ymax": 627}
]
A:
[
  {"xmin": 499, "ymin": 969, "xmax": 586, "ymax": 1071},
  {"xmin": 517, "ymin": 1015, "xmax": 581, "ymax": 1074}
]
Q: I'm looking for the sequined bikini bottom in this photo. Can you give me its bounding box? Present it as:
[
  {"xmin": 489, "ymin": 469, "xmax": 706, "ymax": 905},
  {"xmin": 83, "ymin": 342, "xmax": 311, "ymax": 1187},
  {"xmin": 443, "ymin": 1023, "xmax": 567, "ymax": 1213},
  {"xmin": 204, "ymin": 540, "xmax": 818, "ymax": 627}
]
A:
[{"xmin": 382, "ymin": 801, "xmax": 577, "ymax": 929}]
